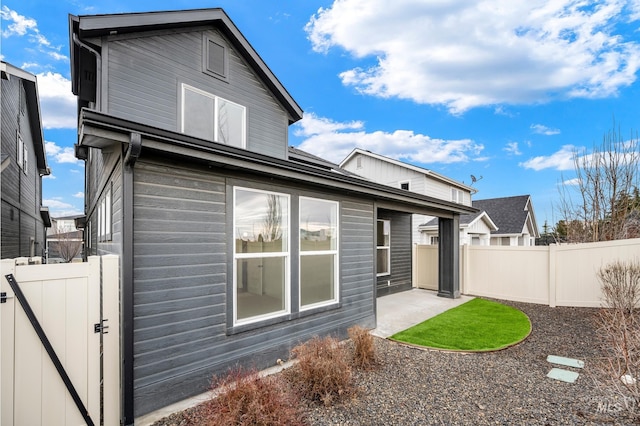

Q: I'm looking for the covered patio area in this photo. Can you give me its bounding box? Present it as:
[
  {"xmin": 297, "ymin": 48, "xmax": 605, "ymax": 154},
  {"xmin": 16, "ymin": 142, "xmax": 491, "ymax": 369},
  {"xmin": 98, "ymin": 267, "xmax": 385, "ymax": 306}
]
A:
[{"xmin": 372, "ymin": 288, "xmax": 473, "ymax": 338}]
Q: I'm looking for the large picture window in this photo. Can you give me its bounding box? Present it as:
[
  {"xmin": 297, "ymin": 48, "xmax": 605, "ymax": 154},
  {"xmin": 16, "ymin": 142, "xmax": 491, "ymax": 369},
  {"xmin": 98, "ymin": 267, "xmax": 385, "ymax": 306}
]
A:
[
  {"xmin": 181, "ymin": 83, "xmax": 246, "ymax": 149},
  {"xmin": 234, "ymin": 188, "xmax": 289, "ymax": 325},
  {"xmin": 299, "ymin": 197, "xmax": 339, "ymax": 309},
  {"xmin": 377, "ymin": 219, "xmax": 390, "ymax": 276}
]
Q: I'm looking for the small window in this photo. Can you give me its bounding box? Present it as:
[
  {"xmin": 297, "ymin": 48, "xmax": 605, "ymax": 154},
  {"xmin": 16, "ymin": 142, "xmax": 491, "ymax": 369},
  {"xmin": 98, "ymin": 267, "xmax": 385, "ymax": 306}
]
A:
[
  {"xmin": 16, "ymin": 133, "xmax": 24, "ymax": 170},
  {"xmin": 376, "ymin": 219, "xmax": 390, "ymax": 276},
  {"xmin": 98, "ymin": 184, "xmax": 112, "ymax": 242},
  {"xmin": 22, "ymin": 141, "xmax": 28, "ymax": 174},
  {"xmin": 400, "ymin": 182, "xmax": 410, "ymax": 190},
  {"xmin": 451, "ymin": 188, "xmax": 463, "ymax": 203}
]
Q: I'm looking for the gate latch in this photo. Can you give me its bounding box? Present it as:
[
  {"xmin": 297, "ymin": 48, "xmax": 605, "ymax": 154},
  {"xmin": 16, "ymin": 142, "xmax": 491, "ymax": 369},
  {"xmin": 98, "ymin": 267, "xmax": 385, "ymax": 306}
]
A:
[
  {"xmin": 0, "ymin": 292, "xmax": 12, "ymax": 303},
  {"xmin": 94, "ymin": 319, "xmax": 109, "ymax": 334}
]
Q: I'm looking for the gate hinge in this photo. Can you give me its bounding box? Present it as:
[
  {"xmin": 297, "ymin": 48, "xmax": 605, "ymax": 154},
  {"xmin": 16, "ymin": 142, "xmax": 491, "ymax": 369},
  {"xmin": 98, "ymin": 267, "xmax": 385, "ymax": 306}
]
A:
[
  {"xmin": 94, "ymin": 319, "xmax": 109, "ymax": 334},
  {"xmin": 0, "ymin": 292, "xmax": 12, "ymax": 303}
]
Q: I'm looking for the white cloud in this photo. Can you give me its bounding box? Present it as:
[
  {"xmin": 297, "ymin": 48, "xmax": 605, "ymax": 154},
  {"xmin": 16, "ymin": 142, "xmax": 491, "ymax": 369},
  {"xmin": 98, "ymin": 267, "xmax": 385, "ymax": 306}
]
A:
[
  {"xmin": 294, "ymin": 113, "xmax": 483, "ymax": 164},
  {"xmin": 306, "ymin": 0, "xmax": 640, "ymax": 114},
  {"xmin": 520, "ymin": 144, "xmax": 577, "ymax": 171},
  {"xmin": 73, "ymin": 192, "xmax": 84, "ymax": 198},
  {"xmin": 0, "ymin": 6, "xmax": 36, "ymax": 37},
  {"xmin": 43, "ymin": 198, "xmax": 83, "ymax": 217},
  {"xmin": 0, "ymin": 6, "xmax": 67, "ymax": 61},
  {"xmin": 43, "ymin": 174, "xmax": 56, "ymax": 179},
  {"xmin": 562, "ymin": 177, "xmax": 581, "ymax": 185},
  {"xmin": 37, "ymin": 73, "xmax": 77, "ymax": 129},
  {"xmin": 531, "ymin": 124, "xmax": 561, "ymax": 135},
  {"xmin": 45, "ymin": 141, "xmax": 81, "ymax": 164},
  {"xmin": 504, "ymin": 142, "xmax": 522, "ymax": 156}
]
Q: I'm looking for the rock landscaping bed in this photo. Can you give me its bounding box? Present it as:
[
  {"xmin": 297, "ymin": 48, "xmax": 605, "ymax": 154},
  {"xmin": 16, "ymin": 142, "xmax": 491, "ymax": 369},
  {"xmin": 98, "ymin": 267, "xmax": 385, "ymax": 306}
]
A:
[{"xmin": 153, "ymin": 300, "xmax": 635, "ymax": 425}]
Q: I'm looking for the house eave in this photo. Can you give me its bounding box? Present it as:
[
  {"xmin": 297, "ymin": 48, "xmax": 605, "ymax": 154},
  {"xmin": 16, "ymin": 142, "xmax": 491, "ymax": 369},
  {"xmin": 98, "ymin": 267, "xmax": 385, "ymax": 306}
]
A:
[{"xmin": 79, "ymin": 109, "xmax": 478, "ymax": 217}]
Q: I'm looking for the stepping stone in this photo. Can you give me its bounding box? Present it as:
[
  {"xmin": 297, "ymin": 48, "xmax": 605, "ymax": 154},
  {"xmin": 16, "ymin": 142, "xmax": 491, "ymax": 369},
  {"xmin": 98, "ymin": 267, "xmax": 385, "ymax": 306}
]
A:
[
  {"xmin": 547, "ymin": 368, "xmax": 579, "ymax": 383},
  {"xmin": 547, "ymin": 355, "xmax": 584, "ymax": 369}
]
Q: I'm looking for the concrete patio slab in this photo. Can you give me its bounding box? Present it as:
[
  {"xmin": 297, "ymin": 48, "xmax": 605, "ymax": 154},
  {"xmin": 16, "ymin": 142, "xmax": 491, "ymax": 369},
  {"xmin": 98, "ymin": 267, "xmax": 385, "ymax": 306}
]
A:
[{"xmin": 372, "ymin": 288, "xmax": 474, "ymax": 338}]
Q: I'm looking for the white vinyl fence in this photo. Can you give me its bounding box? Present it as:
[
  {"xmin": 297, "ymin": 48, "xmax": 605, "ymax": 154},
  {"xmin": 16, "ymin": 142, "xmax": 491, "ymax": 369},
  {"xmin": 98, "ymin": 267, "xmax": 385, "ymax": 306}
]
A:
[{"xmin": 414, "ymin": 238, "xmax": 640, "ymax": 307}]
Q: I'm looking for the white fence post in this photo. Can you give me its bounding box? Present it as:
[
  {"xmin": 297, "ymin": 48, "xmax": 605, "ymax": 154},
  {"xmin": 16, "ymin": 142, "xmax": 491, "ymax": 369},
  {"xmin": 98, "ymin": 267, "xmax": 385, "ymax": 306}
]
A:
[{"xmin": 548, "ymin": 244, "xmax": 557, "ymax": 307}]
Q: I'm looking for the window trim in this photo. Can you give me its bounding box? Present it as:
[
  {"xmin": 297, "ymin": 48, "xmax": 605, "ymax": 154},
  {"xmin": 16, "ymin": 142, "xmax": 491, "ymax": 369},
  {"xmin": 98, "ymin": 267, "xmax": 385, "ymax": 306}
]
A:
[
  {"xmin": 232, "ymin": 187, "xmax": 291, "ymax": 326},
  {"xmin": 376, "ymin": 219, "xmax": 391, "ymax": 277},
  {"xmin": 180, "ymin": 83, "xmax": 246, "ymax": 148},
  {"xmin": 399, "ymin": 181, "xmax": 410, "ymax": 190},
  {"xmin": 299, "ymin": 197, "xmax": 339, "ymax": 311}
]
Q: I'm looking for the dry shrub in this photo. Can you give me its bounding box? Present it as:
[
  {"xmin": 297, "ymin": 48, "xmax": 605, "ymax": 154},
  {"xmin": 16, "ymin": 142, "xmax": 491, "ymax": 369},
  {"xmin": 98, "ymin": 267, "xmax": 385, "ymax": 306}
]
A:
[
  {"xmin": 200, "ymin": 367, "xmax": 306, "ymax": 426},
  {"xmin": 289, "ymin": 335, "xmax": 354, "ymax": 406},
  {"xmin": 596, "ymin": 260, "xmax": 640, "ymax": 416},
  {"xmin": 348, "ymin": 325, "xmax": 377, "ymax": 370}
]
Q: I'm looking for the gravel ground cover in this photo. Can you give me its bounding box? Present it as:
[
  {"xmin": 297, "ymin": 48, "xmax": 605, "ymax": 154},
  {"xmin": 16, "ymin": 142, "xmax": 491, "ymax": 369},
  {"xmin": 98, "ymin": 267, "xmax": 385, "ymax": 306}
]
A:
[{"xmin": 153, "ymin": 300, "xmax": 636, "ymax": 425}]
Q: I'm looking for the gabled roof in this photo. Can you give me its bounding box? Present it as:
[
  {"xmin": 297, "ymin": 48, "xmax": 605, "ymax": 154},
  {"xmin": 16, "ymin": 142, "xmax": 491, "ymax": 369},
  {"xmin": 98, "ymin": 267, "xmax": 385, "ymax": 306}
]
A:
[
  {"xmin": 340, "ymin": 148, "xmax": 475, "ymax": 193},
  {"xmin": 69, "ymin": 8, "xmax": 303, "ymax": 124},
  {"xmin": 421, "ymin": 209, "xmax": 498, "ymax": 231},
  {"xmin": 1, "ymin": 61, "xmax": 50, "ymax": 176},
  {"xmin": 473, "ymin": 195, "xmax": 539, "ymax": 237}
]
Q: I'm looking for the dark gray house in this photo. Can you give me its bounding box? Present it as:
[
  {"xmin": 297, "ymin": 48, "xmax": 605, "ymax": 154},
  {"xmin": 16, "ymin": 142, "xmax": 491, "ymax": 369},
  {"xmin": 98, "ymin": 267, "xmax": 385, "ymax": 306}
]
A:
[
  {"xmin": 69, "ymin": 9, "xmax": 476, "ymax": 423},
  {"xmin": 1, "ymin": 61, "xmax": 51, "ymax": 259}
]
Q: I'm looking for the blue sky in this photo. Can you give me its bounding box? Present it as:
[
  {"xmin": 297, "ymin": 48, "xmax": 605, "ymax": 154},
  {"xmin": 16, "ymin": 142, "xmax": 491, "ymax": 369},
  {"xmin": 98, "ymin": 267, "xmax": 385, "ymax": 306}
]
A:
[{"xmin": 2, "ymin": 0, "xmax": 640, "ymax": 230}]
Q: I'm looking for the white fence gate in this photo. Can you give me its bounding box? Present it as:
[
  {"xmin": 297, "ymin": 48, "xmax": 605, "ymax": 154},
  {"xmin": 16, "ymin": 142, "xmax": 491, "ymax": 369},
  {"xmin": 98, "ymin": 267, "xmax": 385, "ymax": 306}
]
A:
[{"xmin": 1, "ymin": 255, "xmax": 120, "ymax": 426}]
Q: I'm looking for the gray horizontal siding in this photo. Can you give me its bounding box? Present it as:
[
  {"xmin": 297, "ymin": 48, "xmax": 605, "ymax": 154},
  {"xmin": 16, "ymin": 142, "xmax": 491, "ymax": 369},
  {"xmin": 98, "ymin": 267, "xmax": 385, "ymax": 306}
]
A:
[
  {"xmin": 106, "ymin": 27, "xmax": 288, "ymax": 159},
  {"xmin": 132, "ymin": 163, "xmax": 377, "ymax": 416},
  {"xmin": 377, "ymin": 209, "xmax": 412, "ymax": 296}
]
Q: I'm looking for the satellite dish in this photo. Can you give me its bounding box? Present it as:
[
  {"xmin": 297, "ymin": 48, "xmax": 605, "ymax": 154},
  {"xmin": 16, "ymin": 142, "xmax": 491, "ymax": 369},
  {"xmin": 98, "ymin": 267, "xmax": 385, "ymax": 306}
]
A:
[{"xmin": 470, "ymin": 175, "xmax": 483, "ymax": 185}]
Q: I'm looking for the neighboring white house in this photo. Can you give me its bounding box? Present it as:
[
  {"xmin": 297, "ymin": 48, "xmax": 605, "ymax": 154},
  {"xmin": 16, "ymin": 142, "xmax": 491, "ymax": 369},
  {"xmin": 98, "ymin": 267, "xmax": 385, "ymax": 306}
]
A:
[
  {"xmin": 420, "ymin": 195, "xmax": 540, "ymax": 246},
  {"xmin": 340, "ymin": 148, "xmax": 476, "ymax": 243},
  {"xmin": 419, "ymin": 209, "xmax": 498, "ymax": 245}
]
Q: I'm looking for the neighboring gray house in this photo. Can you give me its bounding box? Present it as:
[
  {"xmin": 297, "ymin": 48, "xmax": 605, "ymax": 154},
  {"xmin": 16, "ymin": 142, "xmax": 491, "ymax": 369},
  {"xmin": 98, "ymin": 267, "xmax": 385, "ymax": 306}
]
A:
[
  {"xmin": 422, "ymin": 195, "xmax": 540, "ymax": 246},
  {"xmin": 340, "ymin": 148, "xmax": 476, "ymax": 244},
  {"xmin": 69, "ymin": 9, "xmax": 476, "ymax": 423},
  {"xmin": 1, "ymin": 61, "xmax": 51, "ymax": 259}
]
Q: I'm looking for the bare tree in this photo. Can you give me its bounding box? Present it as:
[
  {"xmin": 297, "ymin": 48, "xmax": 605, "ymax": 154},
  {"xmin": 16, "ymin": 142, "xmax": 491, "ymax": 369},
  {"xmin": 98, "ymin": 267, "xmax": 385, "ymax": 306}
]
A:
[
  {"xmin": 49, "ymin": 225, "xmax": 83, "ymax": 263},
  {"xmin": 556, "ymin": 123, "xmax": 640, "ymax": 242},
  {"xmin": 262, "ymin": 194, "xmax": 282, "ymax": 242}
]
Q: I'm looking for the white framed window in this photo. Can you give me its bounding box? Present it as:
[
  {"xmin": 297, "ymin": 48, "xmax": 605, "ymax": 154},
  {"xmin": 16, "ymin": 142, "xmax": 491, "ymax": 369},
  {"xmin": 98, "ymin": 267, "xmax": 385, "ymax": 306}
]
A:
[
  {"xmin": 16, "ymin": 132, "xmax": 24, "ymax": 171},
  {"xmin": 299, "ymin": 197, "xmax": 339, "ymax": 310},
  {"xmin": 98, "ymin": 184, "xmax": 112, "ymax": 242},
  {"xmin": 376, "ymin": 219, "xmax": 390, "ymax": 276},
  {"xmin": 181, "ymin": 83, "xmax": 246, "ymax": 149},
  {"xmin": 233, "ymin": 187, "xmax": 290, "ymax": 325},
  {"xmin": 451, "ymin": 188, "xmax": 463, "ymax": 203},
  {"xmin": 400, "ymin": 181, "xmax": 410, "ymax": 190}
]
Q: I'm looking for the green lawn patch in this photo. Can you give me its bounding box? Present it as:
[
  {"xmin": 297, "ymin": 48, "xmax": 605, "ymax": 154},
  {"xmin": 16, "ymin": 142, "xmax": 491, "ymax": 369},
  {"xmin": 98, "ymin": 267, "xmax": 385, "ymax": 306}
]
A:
[{"xmin": 390, "ymin": 298, "xmax": 531, "ymax": 352}]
